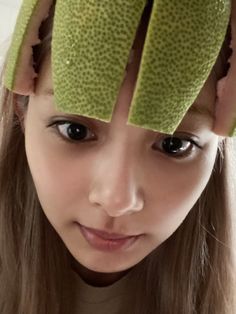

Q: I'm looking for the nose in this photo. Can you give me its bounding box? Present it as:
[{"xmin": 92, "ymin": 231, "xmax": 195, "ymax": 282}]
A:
[{"xmin": 88, "ymin": 148, "xmax": 144, "ymax": 217}]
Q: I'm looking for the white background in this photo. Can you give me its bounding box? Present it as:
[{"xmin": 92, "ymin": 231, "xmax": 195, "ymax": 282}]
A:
[{"xmin": 0, "ymin": 0, "xmax": 22, "ymax": 67}]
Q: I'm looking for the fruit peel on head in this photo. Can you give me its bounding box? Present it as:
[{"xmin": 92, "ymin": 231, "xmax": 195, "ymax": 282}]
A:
[
  {"xmin": 3, "ymin": 0, "xmax": 53, "ymax": 94},
  {"xmin": 213, "ymin": 0, "xmax": 236, "ymax": 137},
  {"xmin": 52, "ymin": 0, "xmax": 147, "ymax": 124},
  {"xmin": 3, "ymin": 0, "xmax": 235, "ymax": 136}
]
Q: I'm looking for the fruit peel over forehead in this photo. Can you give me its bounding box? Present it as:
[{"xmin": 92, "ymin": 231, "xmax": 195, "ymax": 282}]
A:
[{"xmin": 3, "ymin": 0, "xmax": 231, "ymax": 134}]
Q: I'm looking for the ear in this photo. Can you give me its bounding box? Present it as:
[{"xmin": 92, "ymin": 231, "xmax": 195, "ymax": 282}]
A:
[
  {"xmin": 13, "ymin": 95, "xmax": 26, "ymax": 134},
  {"xmin": 213, "ymin": 0, "xmax": 236, "ymax": 137}
]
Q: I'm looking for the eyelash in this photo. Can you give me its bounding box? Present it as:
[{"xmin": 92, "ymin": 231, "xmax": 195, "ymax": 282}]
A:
[{"xmin": 47, "ymin": 119, "xmax": 202, "ymax": 159}]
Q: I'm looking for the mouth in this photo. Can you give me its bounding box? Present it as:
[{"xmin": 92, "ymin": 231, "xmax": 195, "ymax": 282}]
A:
[
  {"xmin": 75, "ymin": 222, "xmax": 142, "ymax": 252},
  {"xmin": 76, "ymin": 223, "xmax": 136, "ymax": 240}
]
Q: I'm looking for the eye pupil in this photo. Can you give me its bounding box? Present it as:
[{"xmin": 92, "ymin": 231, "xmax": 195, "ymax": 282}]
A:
[
  {"xmin": 162, "ymin": 137, "xmax": 185, "ymax": 154},
  {"xmin": 68, "ymin": 123, "xmax": 87, "ymax": 140}
]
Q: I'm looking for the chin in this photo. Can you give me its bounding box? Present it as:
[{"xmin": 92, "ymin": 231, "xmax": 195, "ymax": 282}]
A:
[{"xmin": 76, "ymin": 251, "xmax": 137, "ymax": 273}]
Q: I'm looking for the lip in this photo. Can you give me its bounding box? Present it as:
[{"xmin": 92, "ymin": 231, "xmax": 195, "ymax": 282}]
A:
[
  {"xmin": 77, "ymin": 223, "xmax": 135, "ymax": 240},
  {"xmin": 76, "ymin": 223, "xmax": 141, "ymax": 252}
]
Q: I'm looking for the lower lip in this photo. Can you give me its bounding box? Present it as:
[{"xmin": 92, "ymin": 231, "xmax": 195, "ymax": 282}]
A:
[{"xmin": 77, "ymin": 224, "xmax": 139, "ymax": 252}]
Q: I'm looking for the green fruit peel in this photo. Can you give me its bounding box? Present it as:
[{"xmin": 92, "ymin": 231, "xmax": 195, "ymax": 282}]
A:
[
  {"xmin": 4, "ymin": 0, "xmax": 53, "ymax": 94},
  {"xmin": 3, "ymin": 0, "xmax": 231, "ymax": 135},
  {"xmin": 52, "ymin": 0, "xmax": 147, "ymax": 125}
]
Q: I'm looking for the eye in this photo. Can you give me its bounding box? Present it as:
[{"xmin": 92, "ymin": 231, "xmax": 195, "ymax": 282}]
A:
[
  {"xmin": 50, "ymin": 120, "xmax": 96, "ymax": 142},
  {"xmin": 48, "ymin": 120, "xmax": 202, "ymax": 158},
  {"xmin": 153, "ymin": 135, "xmax": 201, "ymax": 159}
]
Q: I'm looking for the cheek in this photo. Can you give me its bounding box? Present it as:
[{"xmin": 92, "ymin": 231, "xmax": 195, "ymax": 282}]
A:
[
  {"xmin": 143, "ymin": 144, "xmax": 218, "ymax": 240},
  {"xmin": 24, "ymin": 122, "xmax": 92, "ymax": 227}
]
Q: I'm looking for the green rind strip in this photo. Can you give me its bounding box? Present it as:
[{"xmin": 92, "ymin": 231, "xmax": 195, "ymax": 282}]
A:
[
  {"xmin": 52, "ymin": 0, "xmax": 146, "ymax": 121},
  {"xmin": 3, "ymin": 0, "xmax": 39, "ymax": 90},
  {"xmin": 3, "ymin": 0, "xmax": 232, "ymax": 136},
  {"xmin": 127, "ymin": 0, "xmax": 231, "ymax": 133},
  {"xmin": 229, "ymin": 121, "xmax": 236, "ymax": 137}
]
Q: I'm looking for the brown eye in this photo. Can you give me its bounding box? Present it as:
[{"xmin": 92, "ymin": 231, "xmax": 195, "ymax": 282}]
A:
[
  {"xmin": 53, "ymin": 121, "xmax": 96, "ymax": 142},
  {"xmin": 162, "ymin": 137, "xmax": 191, "ymax": 155},
  {"xmin": 153, "ymin": 136, "xmax": 199, "ymax": 158},
  {"xmin": 66, "ymin": 123, "xmax": 88, "ymax": 141}
]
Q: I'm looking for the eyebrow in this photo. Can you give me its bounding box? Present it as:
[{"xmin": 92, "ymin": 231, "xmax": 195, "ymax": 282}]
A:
[{"xmin": 43, "ymin": 87, "xmax": 214, "ymax": 122}]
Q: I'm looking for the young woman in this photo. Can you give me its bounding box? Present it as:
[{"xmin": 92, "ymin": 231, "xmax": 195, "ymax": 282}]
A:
[{"xmin": 0, "ymin": 1, "xmax": 235, "ymax": 313}]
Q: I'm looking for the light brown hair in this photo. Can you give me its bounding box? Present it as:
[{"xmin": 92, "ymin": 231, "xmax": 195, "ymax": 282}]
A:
[{"xmin": 0, "ymin": 1, "xmax": 235, "ymax": 313}]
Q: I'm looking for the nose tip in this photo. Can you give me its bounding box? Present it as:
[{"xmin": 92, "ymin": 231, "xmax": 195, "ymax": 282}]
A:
[{"xmin": 89, "ymin": 188, "xmax": 144, "ymax": 217}]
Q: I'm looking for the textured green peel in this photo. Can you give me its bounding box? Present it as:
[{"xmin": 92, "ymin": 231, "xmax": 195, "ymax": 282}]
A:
[
  {"xmin": 229, "ymin": 118, "xmax": 236, "ymax": 136},
  {"xmin": 52, "ymin": 0, "xmax": 146, "ymax": 122},
  {"xmin": 4, "ymin": 0, "xmax": 53, "ymax": 94},
  {"xmin": 3, "ymin": 0, "xmax": 231, "ymax": 135},
  {"xmin": 127, "ymin": 0, "xmax": 231, "ymax": 133},
  {"xmin": 213, "ymin": 0, "xmax": 236, "ymax": 138}
]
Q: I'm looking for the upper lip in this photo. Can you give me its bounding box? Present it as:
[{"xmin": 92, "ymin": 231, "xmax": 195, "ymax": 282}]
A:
[{"xmin": 77, "ymin": 223, "xmax": 138, "ymax": 240}]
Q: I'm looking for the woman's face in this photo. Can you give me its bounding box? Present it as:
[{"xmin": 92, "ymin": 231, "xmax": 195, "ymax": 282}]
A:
[{"xmin": 22, "ymin": 19, "xmax": 221, "ymax": 285}]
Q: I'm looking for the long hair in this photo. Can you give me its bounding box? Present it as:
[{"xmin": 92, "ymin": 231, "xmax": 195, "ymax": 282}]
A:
[{"xmin": 0, "ymin": 1, "xmax": 235, "ymax": 313}]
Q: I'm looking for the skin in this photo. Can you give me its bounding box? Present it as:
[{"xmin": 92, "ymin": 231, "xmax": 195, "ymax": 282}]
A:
[{"xmin": 20, "ymin": 19, "xmax": 224, "ymax": 287}]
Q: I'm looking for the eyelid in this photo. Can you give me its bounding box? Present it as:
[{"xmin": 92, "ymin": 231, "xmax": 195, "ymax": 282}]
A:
[
  {"xmin": 156, "ymin": 132, "xmax": 202, "ymax": 148},
  {"xmin": 47, "ymin": 115, "xmax": 201, "ymax": 136},
  {"xmin": 153, "ymin": 135, "xmax": 202, "ymax": 158},
  {"xmin": 47, "ymin": 115, "xmax": 98, "ymax": 135},
  {"xmin": 47, "ymin": 118, "xmax": 96, "ymax": 143},
  {"xmin": 47, "ymin": 117, "xmax": 203, "ymax": 151}
]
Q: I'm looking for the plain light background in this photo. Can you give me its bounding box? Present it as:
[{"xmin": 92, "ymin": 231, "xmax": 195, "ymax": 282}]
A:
[{"xmin": 0, "ymin": 0, "xmax": 22, "ymax": 67}]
